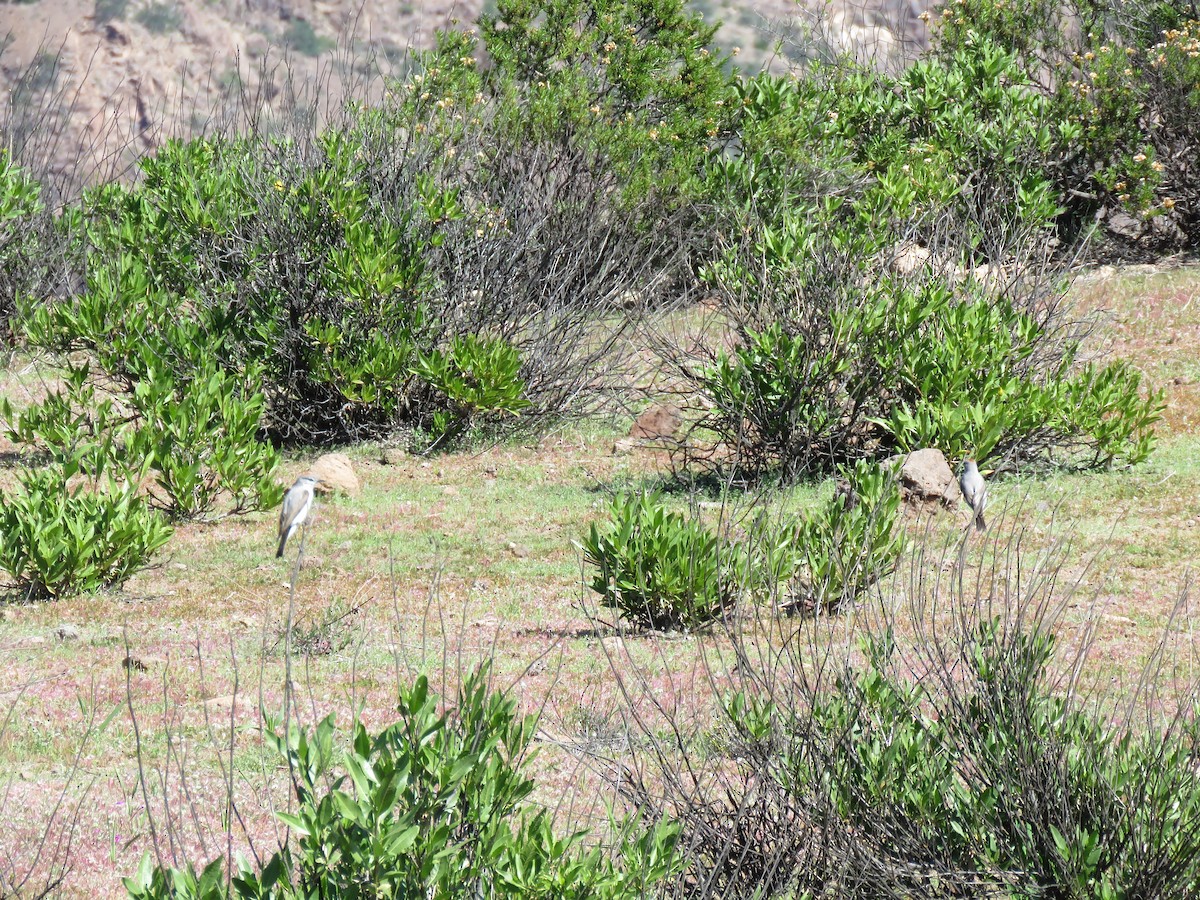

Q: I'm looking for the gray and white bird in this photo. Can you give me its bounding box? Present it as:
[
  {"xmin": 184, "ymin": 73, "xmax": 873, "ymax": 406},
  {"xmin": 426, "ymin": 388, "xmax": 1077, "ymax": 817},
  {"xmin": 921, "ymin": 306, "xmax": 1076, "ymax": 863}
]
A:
[
  {"xmin": 959, "ymin": 459, "xmax": 987, "ymax": 532},
  {"xmin": 276, "ymin": 475, "xmax": 318, "ymax": 558}
]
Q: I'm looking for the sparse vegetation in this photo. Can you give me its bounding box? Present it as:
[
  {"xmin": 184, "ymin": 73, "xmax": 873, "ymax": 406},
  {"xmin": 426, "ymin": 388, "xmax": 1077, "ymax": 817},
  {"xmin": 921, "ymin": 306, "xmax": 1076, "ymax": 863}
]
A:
[
  {"xmin": 134, "ymin": 1, "xmax": 182, "ymax": 35},
  {"xmin": 4, "ymin": 0, "xmax": 1200, "ymax": 896},
  {"xmin": 93, "ymin": 0, "xmax": 128, "ymax": 23},
  {"xmin": 281, "ymin": 18, "xmax": 331, "ymax": 58}
]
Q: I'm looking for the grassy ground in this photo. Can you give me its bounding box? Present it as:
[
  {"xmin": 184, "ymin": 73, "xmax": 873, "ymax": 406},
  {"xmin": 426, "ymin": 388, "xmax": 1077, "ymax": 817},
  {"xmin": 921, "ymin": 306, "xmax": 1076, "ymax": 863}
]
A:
[{"xmin": 1, "ymin": 262, "xmax": 1199, "ymax": 896}]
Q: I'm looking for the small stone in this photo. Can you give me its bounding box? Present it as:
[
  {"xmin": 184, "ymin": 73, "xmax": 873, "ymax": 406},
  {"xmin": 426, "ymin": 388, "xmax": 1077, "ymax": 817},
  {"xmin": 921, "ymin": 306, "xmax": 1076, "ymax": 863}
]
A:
[
  {"xmin": 379, "ymin": 447, "xmax": 406, "ymax": 465},
  {"xmin": 307, "ymin": 452, "xmax": 361, "ymax": 496},
  {"xmin": 890, "ymin": 241, "xmax": 931, "ymax": 276},
  {"xmin": 629, "ymin": 404, "xmax": 682, "ymax": 441},
  {"xmin": 54, "ymin": 624, "xmax": 80, "ymax": 642}
]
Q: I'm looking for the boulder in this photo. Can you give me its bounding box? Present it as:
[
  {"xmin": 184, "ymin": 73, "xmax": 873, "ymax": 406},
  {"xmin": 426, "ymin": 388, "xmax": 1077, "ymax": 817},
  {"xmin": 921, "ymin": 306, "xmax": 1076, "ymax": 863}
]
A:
[
  {"xmin": 885, "ymin": 448, "xmax": 958, "ymax": 505},
  {"xmin": 629, "ymin": 404, "xmax": 681, "ymax": 441},
  {"xmin": 890, "ymin": 241, "xmax": 931, "ymax": 276},
  {"xmin": 307, "ymin": 453, "xmax": 360, "ymax": 496}
]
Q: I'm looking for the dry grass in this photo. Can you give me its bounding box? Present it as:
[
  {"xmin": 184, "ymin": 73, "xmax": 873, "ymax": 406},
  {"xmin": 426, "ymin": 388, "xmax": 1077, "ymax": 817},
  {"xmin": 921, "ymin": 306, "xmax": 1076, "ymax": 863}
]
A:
[{"xmin": 2, "ymin": 263, "xmax": 1200, "ymax": 896}]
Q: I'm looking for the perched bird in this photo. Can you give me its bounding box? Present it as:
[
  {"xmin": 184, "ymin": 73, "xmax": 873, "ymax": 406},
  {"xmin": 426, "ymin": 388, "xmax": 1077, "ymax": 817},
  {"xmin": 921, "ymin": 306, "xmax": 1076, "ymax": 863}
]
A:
[
  {"xmin": 959, "ymin": 459, "xmax": 987, "ymax": 532},
  {"xmin": 277, "ymin": 475, "xmax": 318, "ymax": 558}
]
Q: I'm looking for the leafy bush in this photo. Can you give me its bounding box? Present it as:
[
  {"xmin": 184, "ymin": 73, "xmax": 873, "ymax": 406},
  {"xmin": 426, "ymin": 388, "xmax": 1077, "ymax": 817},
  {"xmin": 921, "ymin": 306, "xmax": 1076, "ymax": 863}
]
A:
[
  {"xmin": 94, "ymin": 0, "xmax": 128, "ymax": 23},
  {"xmin": 46, "ymin": 82, "xmax": 673, "ymax": 448},
  {"xmin": 125, "ymin": 666, "xmax": 681, "ymax": 899},
  {"xmin": 583, "ymin": 491, "xmax": 731, "ymax": 631},
  {"xmin": 0, "ymin": 150, "xmax": 49, "ymax": 342},
  {"xmin": 3, "ymin": 353, "xmax": 282, "ymax": 522},
  {"xmin": 412, "ymin": 334, "xmax": 530, "ymax": 447},
  {"xmin": 927, "ymin": 0, "xmax": 1200, "ymax": 251},
  {"xmin": 709, "ymin": 37, "xmax": 1065, "ymax": 259},
  {"xmin": 679, "ymin": 230, "xmax": 1161, "ymax": 480},
  {"xmin": 0, "ymin": 452, "xmax": 172, "ymax": 600},
  {"xmin": 791, "ymin": 460, "xmax": 904, "ymax": 612},
  {"xmin": 126, "ymin": 363, "xmax": 283, "ymax": 520},
  {"xmin": 281, "ymin": 19, "xmax": 330, "ymax": 57},
  {"xmin": 623, "ymin": 551, "xmax": 1200, "ymax": 899},
  {"xmin": 417, "ymin": 0, "xmax": 736, "ymax": 218}
]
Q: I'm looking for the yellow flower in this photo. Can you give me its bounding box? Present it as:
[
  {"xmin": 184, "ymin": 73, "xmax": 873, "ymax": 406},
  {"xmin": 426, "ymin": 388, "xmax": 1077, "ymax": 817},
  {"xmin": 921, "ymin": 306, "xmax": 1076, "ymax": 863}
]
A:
[{"xmin": 1163, "ymin": 197, "xmax": 1176, "ymax": 209}]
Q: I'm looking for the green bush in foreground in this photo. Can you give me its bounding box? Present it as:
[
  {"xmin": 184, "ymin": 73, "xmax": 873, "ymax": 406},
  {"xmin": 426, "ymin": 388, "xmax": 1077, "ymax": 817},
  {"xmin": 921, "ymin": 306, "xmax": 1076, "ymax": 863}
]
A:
[
  {"xmin": 583, "ymin": 490, "xmax": 732, "ymax": 630},
  {"xmin": 643, "ymin": 617, "xmax": 1200, "ymax": 898},
  {"xmin": 125, "ymin": 666, "xmax": 680, "ymax": 900},
  {"xmin": 0, "ymin": 451, "xmax": 172, "ymax": 600}
]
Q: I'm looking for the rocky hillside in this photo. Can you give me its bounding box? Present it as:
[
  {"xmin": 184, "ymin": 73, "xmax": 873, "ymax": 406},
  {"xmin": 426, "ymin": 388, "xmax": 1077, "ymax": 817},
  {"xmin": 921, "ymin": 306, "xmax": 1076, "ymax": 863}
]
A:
[{"xmin": 0, "ymin": 0, "xmax": 933, "ymax": 192}]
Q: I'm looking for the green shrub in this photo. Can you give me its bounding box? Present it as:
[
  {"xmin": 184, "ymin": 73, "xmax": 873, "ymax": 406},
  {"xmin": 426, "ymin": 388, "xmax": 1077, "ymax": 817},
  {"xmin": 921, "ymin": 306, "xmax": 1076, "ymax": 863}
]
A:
[
  {"xmin": 412, "ymin": 334, "xmax": 530, "ymax": 446},
  {"xmin": 792, "ymin": 460, "xmax": 904, "ymax": 612},
  {"xmin": 0, "ymin": 453, "xmax": 173, "ymax": 600},
  {"xmin": 687, "ymin": 238, "xmax": 1161, "ymax": 480},
  {"xmin": 873, "ymin": 278, "xmax": 1162, "ymax": 466},
  {"xmin": 54, "ymin": 99, "xmax": 659, "ymax": 447},
  {"xmin": 281, "ymin": 19, "xmax": 331, "ymax": 57},
  {"xmin": 408, "ymin": 0, "xmax": 736, "ymax": 228},
  {"xmin": 927, "ymin": 0, "xmax": 1200, "ymax": 250},
  {"xmin": 4, "ymin": 352, "xmax": 282, "ymax": 522},
  {"xmin": 582, "ymin": 491, "xmax": 731, "ymax": 630},
  {"xmin": 94, "ymin": 0, "xmax": 128, "ymax": 23},
  {"xmin": 660, "ymin": 620, "xmax": 1200, "ymax": 897},
  {"xmin": 125, "ymin": 666, "xmax": 681, "ymax": 899},
  {"xmin": 0, "ymin": 149, "xmax": 48, "ymax": 342},
  {"xmin": 126, "ymin": 363, "xmax": 283, "ymax": 520}
]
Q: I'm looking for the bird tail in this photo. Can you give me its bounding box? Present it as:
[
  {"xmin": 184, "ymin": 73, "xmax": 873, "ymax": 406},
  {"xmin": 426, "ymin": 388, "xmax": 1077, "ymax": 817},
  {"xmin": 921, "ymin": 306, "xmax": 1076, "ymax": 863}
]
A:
[
  {"xmin": 276, "ymin": 529, "xmax": 289, "ymax": 558},
  {"xmin": 975, "ymin": 510, "xmax": 987, "ymax": 532}
]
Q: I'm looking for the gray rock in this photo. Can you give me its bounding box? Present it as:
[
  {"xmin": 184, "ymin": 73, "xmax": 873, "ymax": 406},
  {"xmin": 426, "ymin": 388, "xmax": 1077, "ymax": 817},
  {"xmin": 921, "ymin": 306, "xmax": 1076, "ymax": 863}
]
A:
[
  {"xmin": 886, "ymin": 448, "xmax": 957, "ymax": 504},
  {"xmin": 1106, "ymin": 209, "xmax": 1144, "ymax": 240}
]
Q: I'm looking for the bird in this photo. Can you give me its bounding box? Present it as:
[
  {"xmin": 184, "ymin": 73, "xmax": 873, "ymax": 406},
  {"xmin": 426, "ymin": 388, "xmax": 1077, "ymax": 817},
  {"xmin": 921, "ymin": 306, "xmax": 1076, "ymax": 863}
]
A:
[
  {"xmin": 959, "ymin": 459, "xmax": 987, "ymax": 532},
  {"xmin": 277, "ymin": 475, "xmax": 318, "ymax": 558}
]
